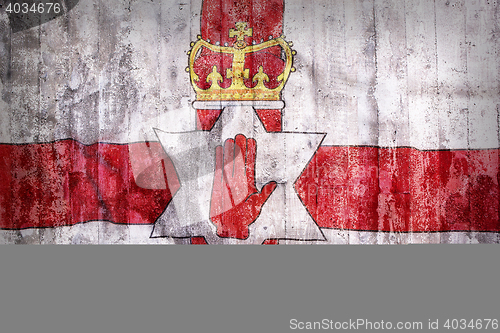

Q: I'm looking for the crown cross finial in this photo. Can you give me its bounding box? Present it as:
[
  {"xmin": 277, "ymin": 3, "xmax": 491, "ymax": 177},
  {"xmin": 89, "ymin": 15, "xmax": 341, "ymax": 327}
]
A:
[{"xmin": 229, "ymin": 22, "xmax": 253, "ymax": 48}]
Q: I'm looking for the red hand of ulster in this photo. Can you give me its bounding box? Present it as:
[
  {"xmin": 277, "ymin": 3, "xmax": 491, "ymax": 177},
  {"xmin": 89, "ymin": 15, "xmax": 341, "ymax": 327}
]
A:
[{"xmin": 210, "ymin": 134, "xmax": 277, "ymax": 239}]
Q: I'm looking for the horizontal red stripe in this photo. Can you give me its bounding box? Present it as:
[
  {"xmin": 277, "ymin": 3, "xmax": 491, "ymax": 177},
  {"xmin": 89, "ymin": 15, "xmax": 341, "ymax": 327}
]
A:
[
  {"xmin": 296, "ymin": 147, "xmax": 500, "ymax": 233},
  {"xmin": 1, "ymin": 141, "xmax": 499, "ymax": 233},
  {"xmin": 0, "ymin": 140, "xmax": 178, "ymax": 230}
]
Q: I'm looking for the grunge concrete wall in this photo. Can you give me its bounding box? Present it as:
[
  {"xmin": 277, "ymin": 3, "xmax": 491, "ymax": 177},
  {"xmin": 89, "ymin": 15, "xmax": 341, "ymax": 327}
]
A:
[{"xmin": 0, "ymin": 0, "xmax": 499, "ymax": 243}]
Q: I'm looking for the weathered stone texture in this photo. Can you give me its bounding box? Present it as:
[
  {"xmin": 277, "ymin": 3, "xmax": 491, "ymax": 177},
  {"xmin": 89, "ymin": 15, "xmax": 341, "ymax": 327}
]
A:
[{"xmin": 0, "ymin": 0, "xmax": 499, "ymax": 243}]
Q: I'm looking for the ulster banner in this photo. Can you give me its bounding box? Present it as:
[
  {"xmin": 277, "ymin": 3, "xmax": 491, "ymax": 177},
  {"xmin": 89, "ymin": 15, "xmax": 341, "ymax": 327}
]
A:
[{"xmin": 0, "ymin": 0, "xmax": 499, "ymax": 244}]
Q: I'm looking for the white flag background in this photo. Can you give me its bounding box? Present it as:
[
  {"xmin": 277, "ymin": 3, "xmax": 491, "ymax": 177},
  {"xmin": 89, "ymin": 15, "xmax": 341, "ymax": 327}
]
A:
[{"xmin": 0, "ymin": 0, "xmax": 499, "ymax": 243}]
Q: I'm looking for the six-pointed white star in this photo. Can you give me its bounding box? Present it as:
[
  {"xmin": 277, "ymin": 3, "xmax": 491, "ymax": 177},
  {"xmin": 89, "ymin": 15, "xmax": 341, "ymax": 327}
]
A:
[{"xmin": 151, "ymin": 105, "xmax": 326, "ymax": 244}]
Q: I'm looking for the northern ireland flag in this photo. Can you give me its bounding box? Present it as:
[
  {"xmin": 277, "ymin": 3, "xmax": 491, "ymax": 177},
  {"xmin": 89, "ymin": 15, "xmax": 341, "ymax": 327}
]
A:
[{"xmin": 0, "ymin": 0, "xmax": 499, "ymax": 244}]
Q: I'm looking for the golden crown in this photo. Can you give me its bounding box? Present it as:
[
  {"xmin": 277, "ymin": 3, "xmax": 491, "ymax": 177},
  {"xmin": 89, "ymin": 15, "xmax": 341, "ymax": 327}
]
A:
[{"xmin": 186, "ymin": 22, "xmax": 296, "ymax": 102}]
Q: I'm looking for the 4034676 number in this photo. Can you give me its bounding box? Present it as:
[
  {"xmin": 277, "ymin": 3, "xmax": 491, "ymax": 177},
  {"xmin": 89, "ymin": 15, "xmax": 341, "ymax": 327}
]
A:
[{"xmin": 5, "ymin": 2, "xmax": 61, "ymax": 14}]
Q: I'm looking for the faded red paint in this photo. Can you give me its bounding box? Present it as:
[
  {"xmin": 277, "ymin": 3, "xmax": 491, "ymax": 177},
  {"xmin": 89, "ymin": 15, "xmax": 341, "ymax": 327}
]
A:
[
  {"xmin": 0, "ymin": 140, "xmax": 178, "ymax": 230},
  {"xmin": 1, "ymin": 142, "xmax": 499, "ymax": 234},
  {"xmin": 191, "ymin": 237, "xmax": 208, "ymax": 244},
  {"xmin": 194, "ymin": 0, "xmax": 285, "ymax": 132},
  {"xmin": 192, "ymin": 51, "xmax": 286, "ymax": 91},
  {"xmin": 255, "ymin": 109, "xmax": 282, "ymax": 132},
  {"xmin": 210, "ymin": 135, "xmax": 277, "ymax": 239},
  {"xmin": 296, "ymin": 147, "xmax": 500, "ymax": 233},
  {"xmin": 196, "ymin": 108, "xmax": 282, "ymax": 132},
  {"xmin": 192, "ymin": 0, "xmax": 287, "ymax": 243},
  {"xmin": 197, "ymin": 109, "xmax": 222, "ymax": 131},
  {"xmin": 201, "ymin": 0, "xmax": 283, "ymax": 48}
]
